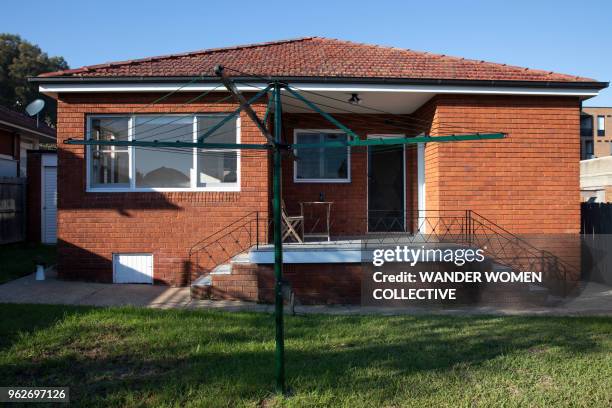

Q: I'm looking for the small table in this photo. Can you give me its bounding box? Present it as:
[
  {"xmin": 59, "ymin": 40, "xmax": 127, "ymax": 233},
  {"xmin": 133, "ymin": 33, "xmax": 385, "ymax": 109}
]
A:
[{"xmin": 299, "ymin": 201, "xmax": 333, "ymax": 241}]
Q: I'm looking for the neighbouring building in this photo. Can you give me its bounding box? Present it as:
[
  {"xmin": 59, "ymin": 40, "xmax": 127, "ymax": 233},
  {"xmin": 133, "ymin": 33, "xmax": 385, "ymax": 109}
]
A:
[
  {"xmin": 32, "ymin": 37, "xmax": 608, "ymax": 303},
  {"xmin": 581, "ymin": 156, "xmax": 612, "ymax": 203},
  {"xmin": 0, "ymin": 105, "xmax": 56, "ymax": 177},
  {"xmin": 581, "ymin": 107, "xmax": 612, "ymax": 160}
]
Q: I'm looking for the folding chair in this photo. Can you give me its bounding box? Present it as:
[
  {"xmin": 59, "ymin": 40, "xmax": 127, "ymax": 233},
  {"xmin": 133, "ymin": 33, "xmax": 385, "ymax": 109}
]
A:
[{"xmin": 280, "ymin": 200, "xmax": 304, "ymax": 243}]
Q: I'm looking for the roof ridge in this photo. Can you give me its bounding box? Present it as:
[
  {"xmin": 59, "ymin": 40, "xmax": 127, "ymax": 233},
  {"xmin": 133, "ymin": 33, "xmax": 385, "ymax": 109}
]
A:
[{"xmin": 39, "ymin": 37, "xmax": 317, "ymax": 78}]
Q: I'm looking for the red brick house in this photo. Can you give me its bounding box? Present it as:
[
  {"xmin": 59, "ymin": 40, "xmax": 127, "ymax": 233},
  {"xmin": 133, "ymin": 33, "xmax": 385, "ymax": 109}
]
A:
[{"xmin": 33, "ymin": 38, "xmax": 607, "ymax": 302}]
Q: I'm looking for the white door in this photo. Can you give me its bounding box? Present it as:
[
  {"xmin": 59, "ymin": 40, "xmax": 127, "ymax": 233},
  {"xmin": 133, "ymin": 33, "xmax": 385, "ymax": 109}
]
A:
[
  {"xmin": 113, "ymin": 254, "xmax": 154, "ymax": 284},
  {"xmin": 42, "ymin": 166, "xmax": 57, "ymax": 243}
]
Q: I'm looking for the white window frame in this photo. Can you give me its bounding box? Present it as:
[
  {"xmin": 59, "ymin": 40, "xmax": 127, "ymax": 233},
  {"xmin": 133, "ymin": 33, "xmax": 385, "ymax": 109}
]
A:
[
  {"xmin": 293, "ymin": 129, "xmax": 351, "ymax": 183},
  {"xmin": 86, "ymin": 114, "xmax": 241, "ymax": 192},
  {"xmin": 597, "ymin": 115, "xmax": 605, "ymax": 136}
]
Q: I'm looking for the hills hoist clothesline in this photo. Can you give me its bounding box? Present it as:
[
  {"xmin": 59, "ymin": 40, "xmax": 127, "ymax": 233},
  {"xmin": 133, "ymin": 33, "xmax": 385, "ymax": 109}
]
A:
[{"xmin": 65, "ymin": 64, "xmax": 505, "ymax": 393}]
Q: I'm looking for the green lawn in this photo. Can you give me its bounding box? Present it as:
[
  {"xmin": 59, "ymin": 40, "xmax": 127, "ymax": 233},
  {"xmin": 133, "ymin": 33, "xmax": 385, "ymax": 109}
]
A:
[
  {"xmin": 0, "ymin": 243, "xmax": 56, "ymax": 284},
  {"xmin": 0, "ymin": 304, "xmax": 610, "ymax": 407}
]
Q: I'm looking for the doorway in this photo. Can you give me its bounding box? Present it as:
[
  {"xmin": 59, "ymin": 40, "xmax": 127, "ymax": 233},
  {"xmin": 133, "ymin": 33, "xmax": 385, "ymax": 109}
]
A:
[{"xmin": 367, "ymin": 135, "xmax": 405, "ymax": 232}]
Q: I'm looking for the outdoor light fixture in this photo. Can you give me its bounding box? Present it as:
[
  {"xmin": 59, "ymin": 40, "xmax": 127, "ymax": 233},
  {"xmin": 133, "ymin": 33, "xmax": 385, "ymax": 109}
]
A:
[{"xmin": 348, "ymin": 93, "xmax": 361, "ymax": 105}]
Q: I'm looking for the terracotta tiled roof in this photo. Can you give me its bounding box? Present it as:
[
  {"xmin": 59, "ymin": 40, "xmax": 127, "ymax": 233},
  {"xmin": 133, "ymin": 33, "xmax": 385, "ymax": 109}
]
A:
[
  {"xmin": 0, "ymin": 105, "xmax": 56, "ymax": 138},
  {"xmin": 39, "ymin": 37, "xmax": 596, "ymax": 83}
]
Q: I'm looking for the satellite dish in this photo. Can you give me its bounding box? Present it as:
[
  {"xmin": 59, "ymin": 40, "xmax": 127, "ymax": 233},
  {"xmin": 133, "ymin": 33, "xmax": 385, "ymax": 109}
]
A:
[
  {"xmin": 25, "ymin": 99, "xmax": 45, "ymax": 127},
  {"xmin": 25, "ymin": 99, "xmax": 45, "ymax": 116}
]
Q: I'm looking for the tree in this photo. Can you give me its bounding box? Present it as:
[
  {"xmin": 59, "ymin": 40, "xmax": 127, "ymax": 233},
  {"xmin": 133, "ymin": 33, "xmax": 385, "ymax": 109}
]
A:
[{"xmin": 0, "ymin": 33, "xmax": 69, "ymax": 126}]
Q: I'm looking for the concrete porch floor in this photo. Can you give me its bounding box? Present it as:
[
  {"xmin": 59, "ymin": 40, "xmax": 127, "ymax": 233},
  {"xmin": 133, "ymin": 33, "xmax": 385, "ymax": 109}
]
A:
[{"xmin": 0, "ymin": 268, "xmax": 611, "ymax": 316}]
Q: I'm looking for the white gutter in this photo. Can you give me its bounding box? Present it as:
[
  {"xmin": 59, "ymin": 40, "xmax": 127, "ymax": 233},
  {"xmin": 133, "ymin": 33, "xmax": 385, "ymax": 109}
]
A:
[{"xmin": 38, "ymin": 82, "xmax": 600, "ymax": 98}]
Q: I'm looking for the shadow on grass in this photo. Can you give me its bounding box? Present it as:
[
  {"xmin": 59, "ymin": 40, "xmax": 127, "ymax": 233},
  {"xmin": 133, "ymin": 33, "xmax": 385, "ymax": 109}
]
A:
[
  {"xmin": 0, "ymin": 303, "xmax": 94, "ymax": 351},
  {"xmin": 0, "ymin": 304, "xmax": 610, "ymax": 406},
  {"xmin": 0, "ymin": 243, "xmax": 57, "ymax": 284}
]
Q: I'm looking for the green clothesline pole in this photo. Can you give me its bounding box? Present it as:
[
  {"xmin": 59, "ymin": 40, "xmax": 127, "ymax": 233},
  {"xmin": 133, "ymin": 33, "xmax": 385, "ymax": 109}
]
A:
[{"xmin": 272, "ymin": 82, "xmax": 286, "ymax": 394}]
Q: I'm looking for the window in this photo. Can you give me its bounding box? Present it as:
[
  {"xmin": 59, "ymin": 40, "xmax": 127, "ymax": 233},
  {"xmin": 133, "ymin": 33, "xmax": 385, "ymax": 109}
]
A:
[
  {"xmin": 597, "ymin": 115, "xmax": 605, "ymax": 136},
  {"xmin": 585, "ymin": 140, "xmax": 594, "ymax": 157},
  {"xmin": 294, "ymin": 130, "xmax": 350, "ymax": 182},
  {"xmin": 87, "ymin": 114, "xmax": 240, "ymax": 191},
  {"xmin": 196, "ymin": 116, "xmax": 239, "ymax": 186},
  {"xmin": 90, "ymin": 117, "xmax": 130, "ymax": 188},
  {"xmin": 580, "ymin": 115, "xmax": 593, "ymax": 137}
]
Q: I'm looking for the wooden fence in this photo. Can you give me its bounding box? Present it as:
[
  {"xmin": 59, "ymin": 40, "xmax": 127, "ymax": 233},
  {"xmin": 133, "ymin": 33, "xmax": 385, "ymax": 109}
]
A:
[
  {"xmin": 581, "ymin": 202, "xmax": 612, "ymax": 234},
  {"xmin": 0, "ymin": 177, "xmax": 26, "ymax": 244},
  {"xmin": 581, "ymin": 202, "xmax": 612, "ymax": 285}
]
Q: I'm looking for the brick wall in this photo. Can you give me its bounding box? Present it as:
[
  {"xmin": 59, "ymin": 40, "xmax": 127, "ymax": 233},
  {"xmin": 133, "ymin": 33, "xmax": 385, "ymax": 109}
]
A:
[
  {"xmin": 55, "ymin": 92, "xmax": 581, "ymax": 286},
  {"xmin": 281, "ymin": 95, "xmax": 581, "ymax": 235},
  {"xmin": 430, "ymin": 95, "xmax": 581, "ymax": 234},
  {"xmin": 56, "ymin": 93, "xmax": 270, "ymax": 285}
]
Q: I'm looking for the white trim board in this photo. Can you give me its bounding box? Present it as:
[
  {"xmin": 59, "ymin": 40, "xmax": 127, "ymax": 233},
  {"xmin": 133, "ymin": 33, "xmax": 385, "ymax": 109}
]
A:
[{"xmin": 417, "ymin": 141, "xmax": 426, "ymax": 233}]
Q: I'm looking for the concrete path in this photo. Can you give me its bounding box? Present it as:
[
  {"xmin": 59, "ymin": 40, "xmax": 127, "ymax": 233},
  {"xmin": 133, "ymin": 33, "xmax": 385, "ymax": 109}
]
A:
[{"xmin": 0, "ymin": 269, "xmax": 610, "ymax": 316}]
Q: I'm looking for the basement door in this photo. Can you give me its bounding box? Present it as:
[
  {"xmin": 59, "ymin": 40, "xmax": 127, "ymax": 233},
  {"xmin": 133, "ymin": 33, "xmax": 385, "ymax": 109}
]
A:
[
  {"xmin": 367, "ymin": 135, "xmax": 405, "ymax": 232},
  {"xmin": 113, "ymin": 254, "xmax": 154, "ymax": 284}
]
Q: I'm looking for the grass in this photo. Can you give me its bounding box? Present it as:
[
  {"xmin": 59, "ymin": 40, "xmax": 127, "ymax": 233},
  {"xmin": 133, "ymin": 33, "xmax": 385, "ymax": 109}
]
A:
[
  {"xmin": 0, "ymin": 243, "xmax": 56, "ymax": 284},
  {"xmin": 0, "ymin": 304, "xmax": 610, "ymax": 407}
]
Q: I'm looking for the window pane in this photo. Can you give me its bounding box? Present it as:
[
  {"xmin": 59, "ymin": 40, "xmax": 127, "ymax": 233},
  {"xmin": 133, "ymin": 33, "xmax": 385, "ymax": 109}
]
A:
[
  {"xmin": 322, "ymin": 134, "xmax": 348, "ymax": 178},
  {"xmin": 91, "ymin": 151, "xmax": 129, "ymax": 187},
  {"xmin": 580, "ymin": 115, "xmax": 593, "ymax": 136},
  {"xmin": 197, "ymin": 115, "xmax": 236, "ymax": 143},
  {"xmin": 134, "ymin": 116, "xmax": 193, "ymax": 188},
  {"xmin": 295, "ymin": 132, "xmax": 348, "ymax": 180},
  {"xmin": 196, "ymin": 116, "xmax": 238, "ymax": 186},
  {"xmin": 91, "ymin": 117, "xmax": 129, "ymax": 144},
  {"xmin": 90, "ymin": 117, "xmax": 129, "ymax": 187},
  {"xmin": 197, "ymin": 151, "xmax": 237, "ymax": 185},
  {"xmin": 296, "ymin": 133, "xmax": 321, "ymax": 179},
  {"xmin": 598, "ymin": 116, "xmax": 605, "ymax": 130}
]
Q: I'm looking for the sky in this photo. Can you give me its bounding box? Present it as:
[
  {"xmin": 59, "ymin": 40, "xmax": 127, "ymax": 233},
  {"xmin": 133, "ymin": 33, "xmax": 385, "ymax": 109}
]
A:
[{"xmin": 4, "ymin": 0, "xmax": 611, "ymax": 105}]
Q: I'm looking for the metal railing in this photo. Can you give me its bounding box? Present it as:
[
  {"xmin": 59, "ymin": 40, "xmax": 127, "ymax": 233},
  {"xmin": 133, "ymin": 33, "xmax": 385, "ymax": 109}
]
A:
[
  {"xmin": 467, "ymin": 211, "xmax": 579, "ymax": 296},
  {"xmin": 188, "ymin": 208, "xmax": 580, "ymax": 296},
  {"xmin": 188, "ymin": 211, "xmax": 265, "ymax": 283}
]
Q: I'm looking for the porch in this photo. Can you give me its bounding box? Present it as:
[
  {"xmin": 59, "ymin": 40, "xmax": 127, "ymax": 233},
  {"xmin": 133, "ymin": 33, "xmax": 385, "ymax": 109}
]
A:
[{"xmin": 188, "ymin": 208, "xmax": 580, "ymax": 305}]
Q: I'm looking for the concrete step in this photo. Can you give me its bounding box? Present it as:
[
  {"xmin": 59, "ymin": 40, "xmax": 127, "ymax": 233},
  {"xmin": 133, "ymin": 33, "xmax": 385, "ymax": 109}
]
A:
[
  {"xmin": 231, "ymin": 252, "xmax": 251, "ymax": 264},
  {"xmin": 211, "ymin": 263, "xmax": 232, "ymax": 275}
]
